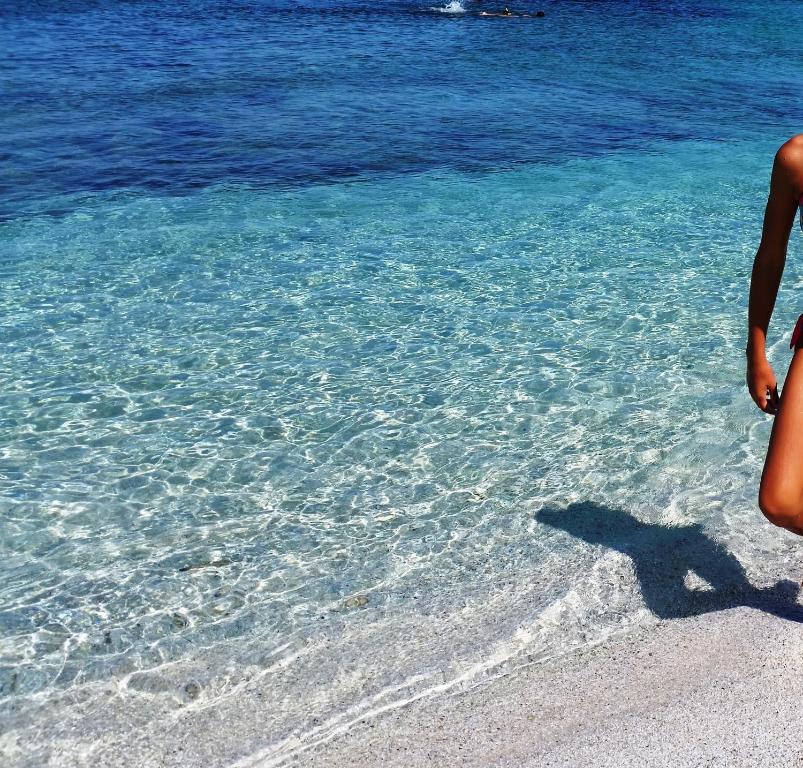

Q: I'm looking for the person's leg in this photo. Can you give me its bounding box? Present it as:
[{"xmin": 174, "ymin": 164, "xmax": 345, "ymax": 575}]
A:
[{"xmin": 759, "ymin": 347, "xmax": 803, "ymax": 534}]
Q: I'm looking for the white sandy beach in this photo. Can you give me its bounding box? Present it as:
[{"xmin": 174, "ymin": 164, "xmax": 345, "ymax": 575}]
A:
[{"xmin": 299, "ymin": 605, "xmax": 803, "ymax": 768}]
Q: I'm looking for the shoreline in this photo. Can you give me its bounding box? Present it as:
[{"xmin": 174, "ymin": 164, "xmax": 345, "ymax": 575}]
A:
[
  {"xmin": 8, "ymin": 598, "xmax": 803, "ymax": 767},
  {"xmin": 297, "ymin": 603, "xmax": 803, "ymax": 768}
]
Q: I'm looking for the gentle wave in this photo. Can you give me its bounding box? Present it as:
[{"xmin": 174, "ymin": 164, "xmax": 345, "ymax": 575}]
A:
[{"xmin": 430, "ymin": 0, "xmax": 466, "ymax": 13}]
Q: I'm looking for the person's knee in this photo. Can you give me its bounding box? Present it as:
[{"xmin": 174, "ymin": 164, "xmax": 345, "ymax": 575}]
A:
[{"xmin": 758, "ymin": 485, "xmax": 803, "ymax": 531}]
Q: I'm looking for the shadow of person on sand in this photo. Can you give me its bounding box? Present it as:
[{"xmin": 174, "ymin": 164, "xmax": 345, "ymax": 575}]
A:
[{"xmin": 537, "ymin": 502, "xmax": 803, "ymax": 622}]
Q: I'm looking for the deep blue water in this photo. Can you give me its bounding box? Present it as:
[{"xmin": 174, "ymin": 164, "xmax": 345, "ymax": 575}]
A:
[
  {"xmin": 3, "ymin": 0, "xmax": 802, "ymax": 219},
  {"xmin": 3, "ymin": 1, "xmax": 803, "ymax": 765}
]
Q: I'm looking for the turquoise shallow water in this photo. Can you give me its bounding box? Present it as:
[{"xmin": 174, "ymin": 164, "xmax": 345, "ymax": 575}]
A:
[
  {"xmin": 5, "ymin": 140, "xmax": 803, "ymax": 762},
  {"xmin": 4, "ymin": 0, "xmax": 803, "ymax": 763}
]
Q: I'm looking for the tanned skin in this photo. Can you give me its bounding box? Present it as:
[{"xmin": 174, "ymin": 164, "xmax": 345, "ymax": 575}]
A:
[{"xmin": 748, "ymin": 136, "xmax": 803, "ymax": 533}]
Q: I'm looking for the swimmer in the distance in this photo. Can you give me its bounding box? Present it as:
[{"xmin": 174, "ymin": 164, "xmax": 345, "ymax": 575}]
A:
[{"xmin": 479, "ymin": 7, "xmax": 545, "ymax": 17}]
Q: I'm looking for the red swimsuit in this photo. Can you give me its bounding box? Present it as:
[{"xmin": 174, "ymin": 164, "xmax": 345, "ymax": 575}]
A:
[{"xmin": 789, "ymin": 197, "xmax": 803, "ymax": 349}]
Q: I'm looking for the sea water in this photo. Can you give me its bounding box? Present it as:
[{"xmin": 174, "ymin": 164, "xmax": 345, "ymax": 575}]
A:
[{"xmin": 3, "ymin": 0, "xmax": 803, "ymax": 764}]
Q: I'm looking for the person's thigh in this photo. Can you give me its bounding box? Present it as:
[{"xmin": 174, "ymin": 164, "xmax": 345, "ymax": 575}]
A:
[{"xmin": 760, "ymin": 348, "xmax": 803, "ymax": 521}]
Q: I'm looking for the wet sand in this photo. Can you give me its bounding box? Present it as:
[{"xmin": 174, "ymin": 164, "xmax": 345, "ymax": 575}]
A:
[{"xmin": 298, "ymin": 605, "xmax": 803, "ymax": 768}]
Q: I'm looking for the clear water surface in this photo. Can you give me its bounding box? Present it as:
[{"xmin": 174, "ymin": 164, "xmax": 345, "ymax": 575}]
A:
[{"xmin": 3, "ymin": 1, "xmax": 803, "ymax": 765}]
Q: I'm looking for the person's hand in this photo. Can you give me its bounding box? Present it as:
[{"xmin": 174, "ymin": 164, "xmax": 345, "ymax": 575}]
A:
[{"xmin": 746, "ymin": 352, "xmax": 780, "ymax": 414}]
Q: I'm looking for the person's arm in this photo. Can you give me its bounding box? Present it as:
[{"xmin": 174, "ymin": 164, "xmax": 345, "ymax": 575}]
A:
[{"xmin": 746, "ymin": 137, "xmax": 803, "ymax": 413}]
